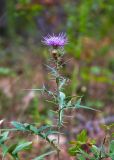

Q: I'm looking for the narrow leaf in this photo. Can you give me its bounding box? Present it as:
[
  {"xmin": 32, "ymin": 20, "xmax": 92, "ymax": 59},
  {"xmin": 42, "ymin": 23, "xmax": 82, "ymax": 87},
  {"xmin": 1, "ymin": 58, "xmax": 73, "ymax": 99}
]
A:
[
  {"xmin": 12, "ymin": 142, "xmax": 32, "ymax": 155},
  {"xmin": 33, "ymin": 151, "xmax": 56, "ymax": 160},
  {"xmin": 11, "ymin": 121, "xmax": 27, "ymax": 131}
]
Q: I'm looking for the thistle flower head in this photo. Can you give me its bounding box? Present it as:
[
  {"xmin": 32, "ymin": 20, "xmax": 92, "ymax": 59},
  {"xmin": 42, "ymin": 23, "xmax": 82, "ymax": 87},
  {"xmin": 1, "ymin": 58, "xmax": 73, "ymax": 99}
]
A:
[{"xmin": 42, "ymin": 33, "xmax": 68, "ymax": 48}]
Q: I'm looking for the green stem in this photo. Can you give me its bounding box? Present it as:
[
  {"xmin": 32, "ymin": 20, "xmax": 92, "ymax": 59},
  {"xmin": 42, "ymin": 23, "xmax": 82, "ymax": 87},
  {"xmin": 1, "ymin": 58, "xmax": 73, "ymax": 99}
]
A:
[
  {"xmin": 55, "ymin": 51, "xmax": 61, "ymax": 160},
  {"xmin": 57, "ymin": 126, "xmax": 60, "ymax": 160},
  {"xmin": 57, "ymin": 81, "xmax": 60, "ymax": 160}
]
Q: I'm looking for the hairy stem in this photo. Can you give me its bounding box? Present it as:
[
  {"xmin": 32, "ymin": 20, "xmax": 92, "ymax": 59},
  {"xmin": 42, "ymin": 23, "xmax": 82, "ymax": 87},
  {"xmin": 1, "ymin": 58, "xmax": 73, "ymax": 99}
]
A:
[
  {"xmin": 55, "ymin": 50, "xmax": 61, "ymax": 160},
  {"xmin": 57, "ymin": 79, "xmax": 61, "ymax": 160},
  {"xmin": 52, "ymin": 48, "xmax": 64, "ymax": 159}
]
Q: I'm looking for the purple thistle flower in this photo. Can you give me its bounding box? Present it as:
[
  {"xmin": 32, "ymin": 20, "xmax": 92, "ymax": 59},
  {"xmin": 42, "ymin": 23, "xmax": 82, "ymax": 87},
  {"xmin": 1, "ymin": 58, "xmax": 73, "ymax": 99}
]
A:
[{"xmin": 42, "ymin": 33, "xmax": 68, "ymax": 48}]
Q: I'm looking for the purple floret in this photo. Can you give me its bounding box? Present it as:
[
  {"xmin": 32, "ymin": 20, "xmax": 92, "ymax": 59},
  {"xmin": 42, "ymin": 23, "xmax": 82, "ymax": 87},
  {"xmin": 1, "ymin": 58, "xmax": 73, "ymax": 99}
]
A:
[{"xmin": 42, "ymin": 33, "xmax": 68, "ymax": 47}]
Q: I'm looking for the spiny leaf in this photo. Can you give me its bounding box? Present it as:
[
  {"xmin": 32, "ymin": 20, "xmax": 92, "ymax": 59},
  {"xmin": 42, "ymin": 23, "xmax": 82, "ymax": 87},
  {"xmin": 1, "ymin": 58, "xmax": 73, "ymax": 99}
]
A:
[
  {"xmin": 66, "ymin": 100, "xmax": 72, "ymax": 107},
  {"xmin": 74, "ymin": 98, "xmax": 99, "ymax": 111},
  {"xmin": 37, "ymin": 125, "xmax": 51, "ymax": 133},
  {"xmin": 10, "ymin": 121, "xmax": 60, "ymax": 152},
  {"xmin": 76, "ymin": 98, "xmax": 82, "ymax": 105},
  {"xmin": 30, "ymin": 125, "xmax": 38, "ymax": 134},
  {"xmin": 11, "ymin": 121, "xmax": 27, "ymax": 131},
  {"xmin": 75, "ymin": 103, "xmax": 99, "ymax": 111}
]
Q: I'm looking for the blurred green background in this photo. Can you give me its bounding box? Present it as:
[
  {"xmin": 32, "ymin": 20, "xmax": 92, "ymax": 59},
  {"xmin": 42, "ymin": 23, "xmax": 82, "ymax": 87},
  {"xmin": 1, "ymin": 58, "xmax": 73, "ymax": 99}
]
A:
[{"xmin": 0, "ymin": 0, "xmax": 114, "ymax": 126}]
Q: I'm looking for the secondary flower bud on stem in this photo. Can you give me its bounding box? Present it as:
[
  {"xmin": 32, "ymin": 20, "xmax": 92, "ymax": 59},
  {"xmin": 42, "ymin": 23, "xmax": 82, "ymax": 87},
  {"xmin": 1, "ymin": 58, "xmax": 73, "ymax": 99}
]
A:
[{"xmin": 52, "ymin": 49, "xmax": 58, "ymax": 61}]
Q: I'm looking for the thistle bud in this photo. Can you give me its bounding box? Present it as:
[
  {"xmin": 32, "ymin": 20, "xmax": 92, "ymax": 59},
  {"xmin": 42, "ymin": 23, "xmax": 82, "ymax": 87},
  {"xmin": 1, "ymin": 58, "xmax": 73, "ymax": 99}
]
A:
[{"xmin": 52, "ymin": 49, "xmax": 58, "ymax": 60}]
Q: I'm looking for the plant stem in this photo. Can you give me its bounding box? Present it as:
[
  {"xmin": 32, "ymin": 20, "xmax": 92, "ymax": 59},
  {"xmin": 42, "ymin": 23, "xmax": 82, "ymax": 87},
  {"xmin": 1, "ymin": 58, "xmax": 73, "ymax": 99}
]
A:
[
  {"xmin": 57, "ymin": 78, "xmax": 61, "ymax": 160},
  {"xmin": 52, "ymin": 48, "xmax": 64, "ymax": 159},
  {"xmin": 57, "ymin": 126, "xmax": 60, "ymax": 160},
  {"xmin": 54, "ymin": 49, "xmax": 61, "ymax": 160}
]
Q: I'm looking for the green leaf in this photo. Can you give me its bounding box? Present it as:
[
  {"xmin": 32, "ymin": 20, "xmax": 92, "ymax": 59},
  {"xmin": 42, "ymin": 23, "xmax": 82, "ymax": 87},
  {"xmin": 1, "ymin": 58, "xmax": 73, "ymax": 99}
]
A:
[
  {"xmin": 77, "ymin": 154, "xmax": 86, "ymax": 160},
  {"xmin": 12, "ymin": 142, "xmax": 32, "ymax": 155},
  {"xmin": 76, "ymin": 98, "xmax": 82, "ymax": 106},
  {"xmin": 68, "ymin": 145, "xmax": 80, "ymax": 156},
  {"xmin": 1, "ymin": 144, "xmax": 8, "ymax": 158},
  {"xmin": 77, "ymin": 130, "xmax": 87, "ymax": 143},
  {"xmin": 0, "ymin": 132, "xmax": 9, "ymax": 144},
  {"xmin": 110, "ymin": 153, "xmax": 114, "ymax": 160},
  {"xmin": 33, "ymin": 150, "xmax": 56, "ymax": 160},
  {"xmin": 74, "ymin": 98, "xmax": 99, "ymax": 111},
  {"xmin": 2, "ymin": 143, "xmax": 17, "ymax": 158},
  {"xmin": 37, "ymin": 125, "xmax": 51, "ymax": 133},
  {"xmin": 30, "ymin": 125, "xmax": 38, "ymax": 134},
  {"xmin": 79, "ymin": 149, "xmax": 92, "ymax": 159},
  {"xmin": 66, "ymin": 100, "xmax": 72, "ymax": 107},
  {"xmin": 110, "ymin": 140, "xmax": 114, "ymax": 154},
  {"xmin": 75, "ymin": 104, "xmax": 99, "ymax": 111},
  {"xmin": 91, "ymin": 145, "xmax": 100, "ymax": 158},
  {"xmin": 11, "ymin": 121, "xmax": 27, "ymax": 131}
]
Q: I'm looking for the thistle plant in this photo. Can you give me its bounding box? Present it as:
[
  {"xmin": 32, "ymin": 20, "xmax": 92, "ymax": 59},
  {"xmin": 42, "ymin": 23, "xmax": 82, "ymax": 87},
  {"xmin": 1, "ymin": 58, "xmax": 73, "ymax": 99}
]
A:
[
  {"xmin": 41, "ymin": 33, "xmax": 97, "ymax": 159},
  {"xmin": 0, "ymin": 33, "xmax": 98, "ymax": 160},
  {"xmin": 42, "ymin": 33, "xmax": 68, "ymax": 159}
]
